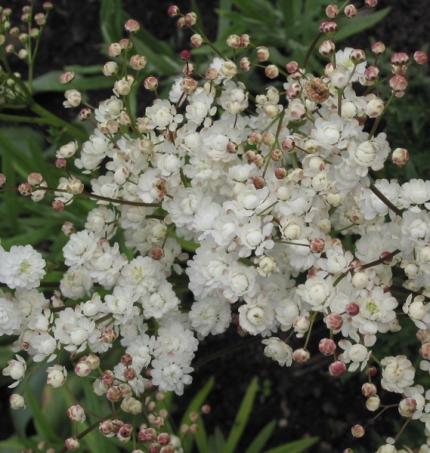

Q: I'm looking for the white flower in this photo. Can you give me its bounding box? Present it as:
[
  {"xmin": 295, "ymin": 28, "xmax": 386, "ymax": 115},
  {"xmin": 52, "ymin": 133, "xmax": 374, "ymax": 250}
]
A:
[
  {"xmin": 2, "ymin": 355, "xmax": 26, "ymax": 388},
  {"xmin": 238, "ymin": 297, "xmax": 275, "ymax": 335},
  {"xmin": 0, "ymin": 245, "xmax": 46, "ymax": 289},
  {"xmin": 381, "ymin": 356, "xmax": 415, "ymax": 394},
  {"xmin": 63, "ymin": 231, "xmax": 98, "ymax": 267},
  {"xmin": 262, "ymin": 337, "xmax": 293, "ymax": 366},
  {"xmin": 0, "ymin": 297, "xmax": 22, "ymax": 336},
  {"xmin": 47, "ymin": 364, "xmax": 67, "ymax": 388}
]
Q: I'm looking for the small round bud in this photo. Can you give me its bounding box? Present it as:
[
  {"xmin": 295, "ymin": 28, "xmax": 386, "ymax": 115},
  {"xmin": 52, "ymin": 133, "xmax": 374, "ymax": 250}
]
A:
[
  {"xmin": 329, "ymin": 360, "xmax": 346, "ymax": 377},
  {"xmin": 325, "ymin": 4, "xmax": 339, "ymax": 18},
  {"xmin": 167, "ymin": 5, "xmax": 180, "ymax": 17},
  {"xmin": 74, "ymin": 360, "xmax": 91, "ymax": 377},
  {"xmin": 361, "ymin": 383, "xmax": 377, "ymax": 397},
  {"xmin": 108, "ymin": 42, "xmax": 122, "ymax": 57},
  {"xmin": 10, "ymin": 394, "xmax": 25, "ymax": 410},
  {"xmin": 365, "ymin": 395, "xmax": 380, "ymax": 412},
  {"xmin": 251, "ymin": 176, "xmax": 266, "ymax": 190},
  {"xmin": 319, "ymin": 338, "xmax": 336, "ymax": 356},
  {"xmin": 0, "ymin": 173, "xmax": 6, "ymax": 187},
  {"xmin": 414, "ymin": 51, "xmax": 428, "ymax": 65},
  {"xmin": 52, "ymin": 200, "xmax": 65, "ymax": 212},
  {"xmin": 265, "ymin": 64, "xmax": 279, "ymax": 79},
  {"xmin": 391, "ymin": 147, "xmax": 409, "ymax": 167},
  {"xmin": 27, "ymin": 172, "xmax": 43, "ymax": 186},
  {"xmin": 271, "ymin": 148, "xmax": 283, "ymax": 161},
  {"xmin": 59, "ymin": 71, "xmax": 75, "ymax": 84},
  {"xmin": 344, "ymin": 4, "xmax": 358, "ymax": 17},
  {"xmin": 256, "ymin": 46, "xmax": 270, "ymax": 62},
  {"xmin": 190, "ymin": 33, "xmax": 203, "ymax": 48},
  {"xmin": 103, "ymin": 61, "xmax": 119, "ymax": 76},
  {"xmin": 201, "ymin": 404, "xmax": 211, "ymax": 414},
  {"xmin": 365, "ymin": 0, "xmax": 378, "ymax": 7},
  {"xmin": 351, "ymin": 49, "xmax": 366, "ymax": 64},
  {"xmin": 399, "ymin": 398, "xmax": 417, "ymax": 417},
  {"xmin": 130, "ymin": 55, "xmax": 147, "ymax": 71},
  {"xmin": 144, "ymin": 76, "xmax": 159, "ymax": 91},
  {"xmin": 226, "ymin": 34, "xmax": 241, "ymax": 49},
  {"xmin": 125, "ymin": 19, "xmax": 140, "ymax": 33},
  {"xmin": 292, "ymin": 348, "xmax": 310, "ymax": 363},
  {"xmin": 351, "ymin": 424, "xmax": 365, "ymax": 438},
  {"xmin": 184, "ymin": 12, "xmax": 197, "ymax": 27},
  {"xmin": 319, "ymin": 40, "xmax": 336, "ymax": 56},
  {"xmin": 67, "ymin": 404, "xmax": 86, "ymax": 422},
  {"xmin": 319, "ymin": 21, "xmax": 337, "ymax": 33},
  {"xmin": 346, "ymin": 303, "xmax": 360, "ymax": 316},
  {"xmin": 274, "ymin": 168, "xmax": 287, "ymax": 179},
  {"xmin": 286, "ymin": 61, "xmax": 299, "ymax": 74},
  {"xmin": 325, "ymin": 313, "xmax": 343, "ymax": 330},
  {"xmin": 64, "ymin": 438, "xmax": 80, "ymax": 451},
  {"xmin": 18, "ymin": 182, "xmax": 32, "ymax": 196},
  {"xmin": 420, "ymin": 342, "xmax": 430, "ymax": 360},
  {"xmin": 371, "ymin": 41, "xmax": 386, "ymax": 55}
]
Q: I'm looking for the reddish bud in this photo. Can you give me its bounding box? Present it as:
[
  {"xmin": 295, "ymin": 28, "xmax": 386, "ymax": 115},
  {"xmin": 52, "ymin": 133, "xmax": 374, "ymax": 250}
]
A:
[
  {"xmin": 52, "ymin": 200, "xmax": 65, "ymax": 212},
  {"xmin": 274, "ymin": 168, "xmax": 287, "ymax": 179},
  {"xmin": 329, "ymin": 360, "xmax": 347, "ymax": 377},
  {"xmin": 420, "ymin": 342, "xmax": 430, "ymax": 360},
  {"xmin": 414, "ymin": 51, "xmax": 428, "ymax": 65},
  {"xmin": 310, "ymin": 238, "xmax": 325, "ymax": 253},
  {"xmin": 18, "ymin": 182, "xmax": 32, "ymax": 196},
  {"xmin": 319, "ymin": 338, "xmax": 336, "ymax": 356},
  {"xmin": 371, "ymin": 41, "xmax": 386, "ymax": 55},
  {"xmin": 365, "ymin": 0, "xmax": 378, "ymax": 7},
  {"xmin": 0, "ymin": 173, "xmax": 6, "ymax": 188},
  {"xmin": 167, "ymin": 5, "xmax": 180, "ymax": 17},
  {"xmin": 179, "ymin": 49, "xmax": 191, "ymax": 61},
  {"xmin": 346, "ymin": 303, "xmax": 360, "ymax": 316},
  {"xmin": 150, "ymin": 247, "xmax": 164, "ymax": 260},
  {"xmin": 286, "ymin": 60, "xmax": 299, "ymax": 74},
  {"xmin": 319, "ymin": 21, "xmax": 337, "ymax": 33},
  {"xmin": 325, "ymin": 4, "xmax": 339, "ymax": 18},
  {"xmin": 325, "ymin": 313, "xmax": 343, "ymax": 330},
  {"xmin": 124, "ymin": 19, "xmax": 140, "ymax": 33}
]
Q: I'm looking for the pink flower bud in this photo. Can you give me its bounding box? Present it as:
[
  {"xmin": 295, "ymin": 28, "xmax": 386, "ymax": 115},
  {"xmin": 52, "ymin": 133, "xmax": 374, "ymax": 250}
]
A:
[
  {"xmin": 52, "ymin": 200, "xmax": 65, "ymax": 212},
  {"xmin": 389, "ymin": 74, "xmax": 408, "ymax": 92},
  {"xmin": 329, "ymin": 360, "xmax": 346, "ymax": 377},
  {"xmin": 391, "ymin": 52, "xmax": 409, "ymax": 65},
  {"xmin": 157, "ymin": 433, "xmax": 170, "ymax": 445},
  {"xmin": 18, "ymin": 182, "xmax": 32, "ymax": 196},
  {"xmin": 74, "ymin": 360, "xmax": 91, "ymax": 377},
  {"xmin": 201, "ymin": 404, "xmax": 211, "ymax": 414},
  {"xmin": 420, "ymin": 342, "xmax": 430, "ymax": 359},
  {"xmin": 106, "ymin": 386, "xmax": 122, "ymax": 402},
  {"xmin": 190, "ymin": 33, "xmax": 203, "ymax": 48},
  {"xmin": 319, "ymin": 338, "xmax": 336, "ymax": 356},
  {"xmin": 319, "ymin": 40, "xmax": 336, "ymax": 56},
  {"xmin": 167, "ymin": 5, "xmax": 180, "ymax": 17},
  {"xmin": 59, "ymin": 71, "xmax": 75, "ymax": 84},
  {"xmin": 179, "ymin": 49, "xmax": 191, "ymax": 61},
  {"xmin": 130, "ymin": 55, "xmax": 147, "ymax": 71},
  {"xmin": 99, "ymin": 419, "xmax": 114, "ymax": 436},
  {"xmin": 368, "ymin": 366, "xmax": 378, "ymax": 377},
  {"xmin": 282, "ymin": 137, "xmax": 295, "ymax": 151},
  {"xmin": 144, "ymin": 76, "xmax": 159, "ymax": 91},
  {"xmin": 351, "ymin": 49, "xmax": 366, "ymax": 64},
  {"xmin": 265, "ymin": 64, "xmax": 279, "ymax": 79},
  {"xmin": 364, "ymin": 65, "xmax": 380, "ymax": 82},
  {"xmin": 325, "ymin": 4, "xmax": 339, "ymax": 18},
  {"xmin": 67, "ymin": 404, "xmax": 86, "ymax": 422},
  {"xmin": 391, "ymin": 148, "xmax": 409, "ymax": 167},
  {"xmin": 55, "ymin": 158, "xmax": 67, "ymax": 169},
  {"xmin": 118, "ymin": 423, "xmax": 133, "ymax": 441},
  {"xmin": 150, "ymin": 247, "xmax": 164, "ymax": 260},
  {"xmin": 414, "ymin": 50, "xmax": 428, "ymax": 65},
  {"xmin": 251, "ymin": 176, "xmax": 266, "ymax": 189},
  {"xmin": 346, "ymin": 303, "xmax": 360, "ymax": 316},
  {"xmin": 344, "ymin": 4, "xmax": 357, "ymax": 17},
  {"xmin": 371, "ymin": 41, "xmax": 386, "ymax": 55},
  {"xmin": 292, "ymin": 348, "xmax": 310, "ymax": 363},
  {"xmin": 325, "ymin": 313, "xmax": 343, "ymax": 330},
  {"xmin": 27, "ymin": 172, "xmax": 43, "ymax": 186},
  {"xmin": 64, "ymin": 438, "xmax": 80, "ymax": 451},
  {"xmin": 275, "ymin": 168, "xmax": 287, "ymax": 179},
  {"xmin": 310, "ymin": 238, "xmax": 325, "ymax": 253},
  {"xmin": 124, "ymin": 19, "xmax": 140, "ymax": 33},
  {"xmin": 184, "ymin": 12, "xmax": 197, "ymax": 27},
  {"xmin": 361, "ymin": 382, "xmax": 377, "ymax": 397},
  {"xmin": 365, "ymin": 0, "xmax": 378, "ymax": 7},
  {"xmin": 0, "ymin": 173, "xmax": 6, "ymax": 187},
  {"xmin": 351, "ymin": 424, "xmax": 365, "ymax": 438},
  {"xmin": 319, "ymin": 21, "xmax": 337, "ymax": 33},
  {"xmin": 256, "ymin": 46, "xmax": 270, "ymax": 62},
  {"xmin": 286, "ymin": 61, "xmax": 299, "ymax": 74}
]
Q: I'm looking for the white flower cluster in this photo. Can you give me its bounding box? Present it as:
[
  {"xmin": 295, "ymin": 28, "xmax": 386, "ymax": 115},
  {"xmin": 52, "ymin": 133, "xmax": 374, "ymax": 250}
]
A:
[{"xmin": 1, "ymin": 8, "xmax": 430, "ymax": 450}]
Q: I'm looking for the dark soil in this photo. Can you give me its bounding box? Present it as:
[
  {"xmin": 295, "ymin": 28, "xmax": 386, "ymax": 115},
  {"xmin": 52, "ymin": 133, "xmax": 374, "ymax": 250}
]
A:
[{"xmin": 1, "ymin": 0, "xmax": 429, "ymax": 451}]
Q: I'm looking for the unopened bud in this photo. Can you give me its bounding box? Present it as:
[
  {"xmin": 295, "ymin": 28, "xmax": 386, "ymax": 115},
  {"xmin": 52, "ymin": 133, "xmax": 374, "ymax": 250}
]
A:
[
  {"xmin": 329, "ymin": 360, "xmax": 346, "ymax": 376},
  {"xmin": 144, "ymin": 76, "xmax": 159, "ymax": 91},
  {"xmin": 292, "ymin": 348, "xmax": 310, "ymax": 363},
  {"xmin": 344, "ymin": 4, "xmax": 357, "ymax": 17},
  {"xmin": 256, "ymin": 46, "xmax": 270, "ymax": 62},
  {"xmin": 414, "ymin": 50, "xmax": 428, "ymax": 65},
  {"xmin": 319, "ymin": 338, "xmax": 336, "ymax": 356},
  {"xmin": 351, "ymin": 424, "xmax": 365, "ymax": 438},
  {"xmin": 361, "ymin": 383, "xmax": 377, "ymax": 397},
  {"xmin": 125, "ymin": 19, "xmax": 140, "ymax": 33},
  {"xmin": 391, "ymin": 147, "xmax": 409, "ymax": 166}
]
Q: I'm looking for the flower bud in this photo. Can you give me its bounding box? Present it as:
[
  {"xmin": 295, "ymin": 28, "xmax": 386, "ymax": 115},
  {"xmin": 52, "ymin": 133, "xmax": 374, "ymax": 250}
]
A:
[
  {"xmin": 351, "ymin": 49, "xmax": 366, "ymax": 64},
  {"xmin": 47, "ymin": 365, "xmax": 67, "ymax": 388},
  {"xmin": 361, "ymin": 383, "xmax": 377, "ymax": 397},
  {"xmin": 292, "ymin": 348, "xmax": 310, "ymax": 363},
  {"xmin": 325, "ymin": 313, "xmax": 343, "ymax": 330},
  {"xmin": 398, "ymin": 398, "xmax": 417, "ymax": 417},
  {"xmin": 18, "ymin": 182, "xmax": 32, "ymax": 196},
  {"xmin": 351, "ymin": 424, "xmax": 365, "ymax": 438},
  {"xmin": 63, "ymin": 89, "xmax": 81, "ymax": 108},
  {"xmin": 286, "ymin": 60, "xmax": 299, "ymax": 74},
  {"xmin": 103, "ymin": 61, "xmax": 119, "ymax": 76},
  {"xmin": 371, "ymin": 41, "xmax": 386, "ymax": 55},
  {"xmin": 0, "ymin": 173, "xmax": 6, "ymax": 188},
  {"xmin": 275, "ymin": 168, "xmax": 287, "ymax": 179},
  {"xmin": 365, "ymin": 395, "xmax": 380, "ymax": 412},
  {"xmin": 125, "ymin": 19, "xmax": 140, "ymax": 33},
  {"xmin": 391, "ymin": 147, "xmax": 409, "ymax": 166},
  {"xmin": 10, "ymin": 393, "xmax": 25, "ymax": 410},
  {"xmin": 365, "ymin": 0, "xmax": 378, "ymax": 7},
  {"xmin": 346, "ymin": 303, "xmax": 360, "ymax": 316},
  {"xmin": 366, "ymin": 98, "xmax": 384, "ymax": 118},
  {"xmin": 190, "ymin": 33, "xmax": 203, "ymax": 48},
  {"xmin": 27, "ymin": 172, "xmax": 43, "ymax": 186},
  {"xmin": 414, "ymin": 50, "xmax": 428, "ymax": 65},
  {"xmin": 319, "ymin": 40, "xmax": 336, "ymax": 56},
  {"xmin": 319, "ymin": 338, "xmax": 336, "ymax": 356},
  {"xmin": 420, "ymin": 342, "xmax": 430, "ymax": 359},
  {"xmin": 59, "ymin": 71, "xmax": 75, "ymax": 84},
  {"xmin": 319, "ymin": 21, "xmax": 337, "ymax": 33},
  {"xmin": 130, "ymin": 54, "xmax": 147, "ymax": 71},
  {"xmin": 64, "ymin": 438, "xmax": 80, "ymax": 451},
  {"xmin": 167, "ymin": 5, "xmax": 180, "ymax": 17},
  {"xmin": 67, "ymin": 404, "xmax": 86, "ymax": 422},
  {"xmin": 265, "ymin": 64, "xmax": 279, "ymax": 79},
  {"xmin": 325, "ymin": 4, "xmax": 339, "ymax": 18},
  {"xmin": 329, "ymin": 360, "xmax": 346, "ymax": 377},
  {"xmin": 239, "ymin": 56, "xmax": 251, "ymax": 72},
  {"xmin": 144, "ymin": 76, "xmax": 159, "ymax": 91},
  {"xmin": 75, "ymin": 359, "xmax": 91, "ymax": 377},
  {"xmin": 344, "ymin": 4, "xmax": 357, "ymax": 17},
  {"xmin": 256, "ymin": 46, "xmax": 270, "ymax": 62}
]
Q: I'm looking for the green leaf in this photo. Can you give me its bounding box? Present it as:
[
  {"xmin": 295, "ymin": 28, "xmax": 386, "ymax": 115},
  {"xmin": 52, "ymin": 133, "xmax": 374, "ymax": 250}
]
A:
[
  {"xmin": 32, "ymin": 71, "xmax": 114, "ymax": 93},
  {"xmin": 217, "ymin": 0, "xmax": 233, "ymax": 39},
  {"xmin": 180, "ymin": 377, "xmax": 215, "ymax": 453},
  {"xmin": 264, "ymin": 437, "xmax": 319, "ymax": 453},
  {"xmin": 0, "ymin": 437, "xmax": 33, "ymax": 452},
  {"xmin": 100, "ymin": 0, "xmax": 126, "ymax": 43},
  {"xmin": 24, "ymin": 385, "xmax": 60, "ymax": 443},
  {"xmin": 224, "ymin": 377, "xmax": 259, "ymax": 453},
  {"xmin": 246, "ymin": 420, "xmax": 277, "ymax": 453},
  {"xmin": 334, "ymin": 7, "xmax": 391, "ymax": 42}
]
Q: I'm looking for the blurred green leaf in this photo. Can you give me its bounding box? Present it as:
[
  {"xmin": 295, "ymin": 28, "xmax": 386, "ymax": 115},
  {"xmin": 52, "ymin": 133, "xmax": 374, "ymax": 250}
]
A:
[
  {"xmin": 334, "ymin": 8, "xmax": 391, "ymax": 41},
  {"xmin": 224, "ymin": 377, "xmax": 259, "ymax": 453},
  {"xmin": 217, "ymin": 0, "xmax": 233, "ymax": 39},
  {"xmin": 246, "ymin": 420, "xmax": 277, "ymax": 453},
  {"xmin": 264, "ymin": 437, "xmax": 319, "ymax": 453},
  {"xmin": 32, "ymin": 71, "xmax": 113, "ymax": 93}
]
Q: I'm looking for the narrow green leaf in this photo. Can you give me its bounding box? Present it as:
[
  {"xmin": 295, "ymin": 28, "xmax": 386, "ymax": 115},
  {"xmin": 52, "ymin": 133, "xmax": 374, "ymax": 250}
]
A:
[
  {"xmin": 32, "ymin": 71, "xmax": 113, "ymax": 93},
  {"xmin": 217, "ymin": 0, "xmax": 233, "ymax": 39},
  {"xmin": 180, "ymin": 377, "xmax": 215, "ymax": 453},
  {"xmin": 246, "ymin": 420, "xmax": 277, "ymax": 453},
  {"xmin": 334, "ymin": 8, "xmax": 391, "ymax": 42},
  {"xmin": 24, "ymin": 387, "xmax": 60, "ymax": 443},
  {"xmin": 224, "ymin": 378, "xmax": 259, "ymax": 453},
  {"xmin": 264, "ymin": 436, "xmax": 319, "ymax": 453},
  {"xmin": 100, "ymin": 0, "xmax": 126, "ymax": 43}
]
